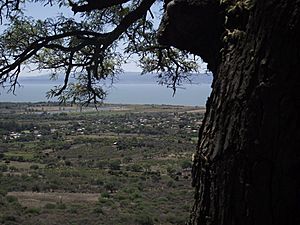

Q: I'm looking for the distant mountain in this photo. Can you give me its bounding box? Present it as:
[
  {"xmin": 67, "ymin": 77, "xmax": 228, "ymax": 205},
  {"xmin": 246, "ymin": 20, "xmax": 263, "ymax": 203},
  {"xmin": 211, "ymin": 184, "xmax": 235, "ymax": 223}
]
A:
[
  {"xmin": 114, "ymin": 72, "xmax": 213, "ymax": 85},
  {"xmin": 19, "ymin": 72, "xmax": 213, "ymax": 85}
]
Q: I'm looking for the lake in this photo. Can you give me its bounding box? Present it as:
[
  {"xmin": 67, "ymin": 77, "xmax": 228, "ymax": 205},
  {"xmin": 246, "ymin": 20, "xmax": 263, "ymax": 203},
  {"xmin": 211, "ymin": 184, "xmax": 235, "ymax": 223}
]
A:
[{"xmin": 0, "ymin": 73, "xmax": 212, "ymax": 106}]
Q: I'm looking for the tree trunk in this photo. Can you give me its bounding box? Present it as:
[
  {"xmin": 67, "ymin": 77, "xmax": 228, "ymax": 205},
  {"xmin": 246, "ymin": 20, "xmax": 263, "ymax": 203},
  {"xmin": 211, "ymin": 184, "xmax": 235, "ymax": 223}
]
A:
[{"xmin": 158, "ymin": 0, "xmax": 300, "ymax": 224}]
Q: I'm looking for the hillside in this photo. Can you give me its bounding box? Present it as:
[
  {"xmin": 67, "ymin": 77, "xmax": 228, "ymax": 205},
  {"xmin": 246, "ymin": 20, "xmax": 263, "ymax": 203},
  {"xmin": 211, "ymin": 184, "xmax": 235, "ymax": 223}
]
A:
[{"xmin": 0, "ymin": 102, "xmax": 205, "ymax": 225}]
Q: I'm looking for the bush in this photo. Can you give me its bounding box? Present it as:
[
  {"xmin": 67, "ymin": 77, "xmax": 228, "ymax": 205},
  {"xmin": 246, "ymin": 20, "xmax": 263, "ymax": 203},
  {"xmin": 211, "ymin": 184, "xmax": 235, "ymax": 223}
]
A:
[
  {"xmin": 96, "ymin": 160, "xmax": 108, "ymax": 169},
  {"xmin": 115, "ymin": 192, "xmax": 127, "ymax": 201},
  {"xmin": 65, "ymin": 160, "xmax": 72, "ymax": 166},
  {"xmin": 6, "ymin": 195, "xmax": 18, "ymax": 203},
  {"xmin": 9, "ymin": 166, "xmax": 17, "ymax": 171},
  {"xmin": 135, "ymin": 215, "xmax": 154, "ymax": 225},
  {"xmin": 93, "ymin": 178, "xmax": 104, "ymax": 186},
  {"xmin": 93, "ymin": 206, "xmax": 104, "ymax": 214},
  {"xmin": 167, "ymin": 180, "xmax": 175, "ymax": 188},
  {"xmin": 130, "ymin": 191, "xmax": 142, "ymax": 200},
  {"xmin": 44, "ymin": 203, "xmax": 56, "ymax": 209},
  {"xmin": 31, "ymin": 184, "xmax": 40, "ymax": 192},
  {"xmin": 181, "ymin": 160, "xmax": 192, "ymax": 169},
  {"xmin": 30, "ymin": 164, "xmax": 39, "ymax": 170},
  {"xmin": 0, "ymin": 188, "xmax": 7, "ymax": 196},
  {"xmin": 157, "ymin": 197, "xmax": 168, "ymax": 202},
  {"xmin": 67, "ymin": 206, "xmax": 78, "ymax": 214},
  {"xmin": 1, "ymin": 214, "xmax": 17, "ymax": 222},
  {"xmin": 25, "ymin": 207, "xmax": 41, "ymax": 214},
  {"xmin": 105, "ymin": 181, "xmax": 120, "ymax": 193},
  {"xmin": 129, "ymin": 164, "xmax": 143, "ymax": 172},
  {"xmin": 165, "ymin": 212, "xmax": 186, "ymax": 224},
  {"xmin": 123, "ymin": 156, "xmax": 133, "ymax": 163},
  {"xmin": 0, "ymin": 164, "xmax": 8, "ymax": 172},
  {"xmin": 100, "ymin": 192, "xmax": 110, "ymax": 199},
  {"xmin": 109, "ymin": 160, "xmax": 121, "ymax": 170},
  {"xmin": 56, "ymin": 203, "xmax": 66, "ymax": 209},
  {"xmin": 167, "ymin": 166, "xmax": 176, "ymax": 175}
]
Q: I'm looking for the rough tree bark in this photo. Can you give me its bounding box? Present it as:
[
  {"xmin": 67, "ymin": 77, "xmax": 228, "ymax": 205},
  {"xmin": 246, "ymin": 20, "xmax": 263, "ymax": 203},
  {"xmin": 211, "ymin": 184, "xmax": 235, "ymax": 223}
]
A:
[{"xmin": 158, "ymin": 0, "xmax": 300, "ymax": 225}]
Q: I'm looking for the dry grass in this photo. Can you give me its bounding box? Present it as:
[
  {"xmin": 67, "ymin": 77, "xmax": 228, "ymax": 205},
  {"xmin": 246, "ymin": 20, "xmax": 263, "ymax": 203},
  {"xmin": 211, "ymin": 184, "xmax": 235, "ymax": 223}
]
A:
[
  {"xmin": 0, "ymin": 161, "xmax": 45, "ymax": 170},
  {"xmin": 186, "ymin": 108, "xmax": 206, "ymax": 114},
  {"xmin": 7, "ymin": 191, "xmax": 100, "ymax": 208}
]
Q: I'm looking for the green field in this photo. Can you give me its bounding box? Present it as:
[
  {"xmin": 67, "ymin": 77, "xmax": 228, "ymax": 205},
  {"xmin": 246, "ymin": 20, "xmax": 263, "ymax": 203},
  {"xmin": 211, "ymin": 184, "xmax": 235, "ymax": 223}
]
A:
[{"xmin": 0, "ymin": 102, "xmax": 204, "ymax": 225}]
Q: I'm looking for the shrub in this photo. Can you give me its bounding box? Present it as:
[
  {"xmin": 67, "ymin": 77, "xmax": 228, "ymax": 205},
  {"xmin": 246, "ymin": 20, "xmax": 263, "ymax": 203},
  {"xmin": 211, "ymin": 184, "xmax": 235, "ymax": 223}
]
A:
[
  {"xmin": 30, "ymin": 164, "xmax": 39, "ymax": 170},
  {"xmin": 31, "ymin": 184, "xmax": 40, "ymax": 192},
  {"xmin": 0, "ymin": 188, "xmax": 7, "ymax": 196},
  {"xmin": 167, "ymin": 166, "xmax": 176, "ymax": 175},
  {"xmin": 1, "ymin": 214, "xmax": 17, "ymax": 222},
  {"xmin": 120, "ymin": 199, "xmax": 130, "ymax": 208},
  {"xmin": 96, "ymin": 160, "xmax": 107, "ymax": 169},
  {"xmin": 67, "ymin": 206, "xmax": 78, "ymax": 214},
  {"xmin": 6, "ymin": 195, "xmax": 18, "ymax": 203},
  {"xmin": 135, "ymin": 215, "xmax": 154, "ymax": 225},
  {"xmin": 157, "ymin": 197, "xmax": 168, "ymax": 202},
  {"xmin": 130, "ymin": 191, "xmax": 142, "ymax": 200},
  {"xmin": 109, "ymin": 160, "xmax": 121, "ymax": 170},
  {"xmin": 65, "ymin": 160, "xmax": 72, "ymax": 166},
  {"xmin": 167, "ymin": 180, "xmax": 175, "ymax": 188},
  {"xmin": 93, "ymin": 178, "xmax": 104, "ymax": 186},
  {"xmin": 9, "ymin": 166, "xmax": 17, "ymax": 171},
  {"xmin": 44, "ymin": 203, "xmax": 56, "ymax": 209},
  {"xmin": 181, "ymin": 160, "xmax": 192, "ymax": 169},
  {"xmin": 130, "ymin": 164, "xmax": 143, "ymax": 172},
  {"xmin": 0, "ymin": 164, "xmax": 8, "ymax": 172},
  {"xmin": 165, "ymin": 212, "xmax": 186, "ymax": 224},
  {"xmin": 100, "ymin": 192, "xmax": 110, "ymax": 199},
  {"xmin": 93, "ymin": 206, "xmax": 104, "ymax": 214},
  {"xmin": 105, "ymin": 180, "xmax": 121, "ymax": 193},
  {"xmin": 115, "ymin": 192, "xmax": 127, "ymax": 201},
  {"xmin": 151, "ymin": 173, "xmax": 161, "ymax": 183},
  {"xmin": 25, "ymin": 207, "xmax": 41, "ymax": 214},
  {"xmin": 123, "ymin": 156, "xmax": 133, "ymax": 163},
  {"xmin": 56, "ymin": 203, "xmax": 66, "ymax": 209}
]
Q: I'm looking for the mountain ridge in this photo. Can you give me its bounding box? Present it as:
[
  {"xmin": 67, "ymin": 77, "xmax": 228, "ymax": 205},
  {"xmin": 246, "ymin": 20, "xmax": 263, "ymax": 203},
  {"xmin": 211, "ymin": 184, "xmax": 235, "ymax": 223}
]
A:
[{"xmin": 19, "ymin": 72, "xmax": 213, "ymax": 85}]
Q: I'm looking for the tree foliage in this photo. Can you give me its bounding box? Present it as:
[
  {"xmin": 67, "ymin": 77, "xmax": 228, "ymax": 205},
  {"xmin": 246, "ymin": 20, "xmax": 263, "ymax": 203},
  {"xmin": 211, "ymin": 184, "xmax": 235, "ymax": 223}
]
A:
[{"xmin": 0, "ymin": 0, "xmax": 200, "ymax": 104}]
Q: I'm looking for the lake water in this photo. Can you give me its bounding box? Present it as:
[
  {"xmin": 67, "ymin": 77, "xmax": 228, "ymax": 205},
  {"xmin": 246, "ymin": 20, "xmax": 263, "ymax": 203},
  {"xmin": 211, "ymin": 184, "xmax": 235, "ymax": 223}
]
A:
[{"xmin": 0, "ymin": 73, "xmax": 212, "ymax": 106}]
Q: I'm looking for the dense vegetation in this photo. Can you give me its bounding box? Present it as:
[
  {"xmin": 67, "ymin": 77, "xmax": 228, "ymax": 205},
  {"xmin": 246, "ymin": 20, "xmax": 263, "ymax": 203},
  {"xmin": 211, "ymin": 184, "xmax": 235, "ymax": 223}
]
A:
[{"xmin": 0, "ymin": 102, "xmax": 204, "ymax": 225}]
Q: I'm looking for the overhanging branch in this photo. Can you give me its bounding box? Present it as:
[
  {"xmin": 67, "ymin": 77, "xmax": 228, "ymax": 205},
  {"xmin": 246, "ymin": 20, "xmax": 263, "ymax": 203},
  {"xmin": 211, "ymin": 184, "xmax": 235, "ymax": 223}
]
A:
[
  {"xmin": 69, "ymin": 0, "xmax": 131, "ymax": 13},
  {"xmin": 104, "ymin": 0, "xmax": 156, "ymax": 47}
]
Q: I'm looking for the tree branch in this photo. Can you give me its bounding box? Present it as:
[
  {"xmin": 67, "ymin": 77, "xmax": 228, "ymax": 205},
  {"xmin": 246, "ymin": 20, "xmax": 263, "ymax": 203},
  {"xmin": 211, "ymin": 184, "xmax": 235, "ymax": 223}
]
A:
[
  {"xmin": 104, "ymin": 0, "xmax": 156, "ymax": 47},
  {"xmin": 1, "ymin": 0, "xmax": 190, "ymax": 105},
  {"xmin": 54, "ymin": 51, "xmax": 74, "ymax": 96},
  {"xmin": 69, "ymin": 0, "xmax": 131, "ymax": 13},
  {"xmin": 0, "ymin": 30, "xmax": 107, "ymax": 79},
  {"xmin": 0, "ymin": 0, "xmax": 21, "ymax": 23}
]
